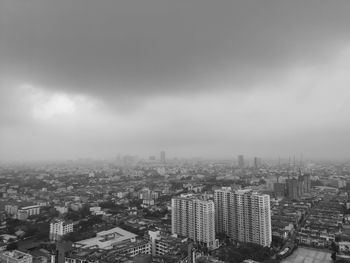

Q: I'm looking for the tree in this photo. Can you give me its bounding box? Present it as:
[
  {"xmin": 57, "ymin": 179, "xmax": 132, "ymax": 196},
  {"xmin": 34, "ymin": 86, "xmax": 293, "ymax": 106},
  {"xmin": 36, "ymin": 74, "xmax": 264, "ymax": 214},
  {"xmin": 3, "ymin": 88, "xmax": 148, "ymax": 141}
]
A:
[
  {"xmin": 331, "ymin": 252, "xmax": 336, "ymax": 261},
  {"xmin": 272, "ymin": 236, "xmax": 284, "ymax": 249},
  {"xmin": 7, "ymin": 242, "xmax": 18, "ymax": 250},
  {"xmin": 99, "ymin": 201, "xmax": 116, "ymax": 209},
  {"xmin": 335, "ymin": 235, "xmax": 342, "ymax": 242},
  {"xmin": 81, "ymin": 205, "xmax": 91, "ymax": 217},
  {"xmin": 331, "ymin": 241, "xmax": 339, "ymax": 253}
]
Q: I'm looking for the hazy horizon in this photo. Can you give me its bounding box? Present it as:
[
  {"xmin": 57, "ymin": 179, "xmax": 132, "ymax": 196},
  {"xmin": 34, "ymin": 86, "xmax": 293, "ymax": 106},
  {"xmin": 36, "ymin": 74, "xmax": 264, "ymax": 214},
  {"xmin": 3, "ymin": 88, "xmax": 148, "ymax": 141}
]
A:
[{"xmin": 1, "ymin": 0, "xmax": 350, "ymax": 162}]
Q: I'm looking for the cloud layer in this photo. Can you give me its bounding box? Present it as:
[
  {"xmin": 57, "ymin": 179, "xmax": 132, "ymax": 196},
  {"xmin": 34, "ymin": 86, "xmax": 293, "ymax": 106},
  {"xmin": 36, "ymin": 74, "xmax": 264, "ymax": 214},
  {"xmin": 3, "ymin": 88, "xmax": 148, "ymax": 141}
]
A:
[{"xmin": 1, "ymin": 0, "xmax": 350, "ymax": 161}]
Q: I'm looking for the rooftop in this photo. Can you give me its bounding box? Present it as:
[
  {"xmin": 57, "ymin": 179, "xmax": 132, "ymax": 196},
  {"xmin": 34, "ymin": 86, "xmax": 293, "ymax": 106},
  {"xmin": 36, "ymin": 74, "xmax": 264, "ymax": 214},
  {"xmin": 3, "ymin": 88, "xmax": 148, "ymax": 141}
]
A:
[
  {"xmin": 21, "ymin": 205, "xmax": 41, "ymax": 210},
  {"xmin": 75, "ymin": 227, "xmax": 137, "ymax": 250},
  {"xmin": 1, "ymin": 250, "xmax": 32, "ymax": 260}
]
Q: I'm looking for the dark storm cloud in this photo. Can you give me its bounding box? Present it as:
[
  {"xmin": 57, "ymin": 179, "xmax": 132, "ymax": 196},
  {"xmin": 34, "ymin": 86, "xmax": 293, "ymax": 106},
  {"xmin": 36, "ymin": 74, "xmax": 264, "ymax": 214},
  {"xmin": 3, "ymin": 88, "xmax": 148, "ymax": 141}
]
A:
[{"xmin": 2, "ymin": 0, "xmax": 350, "ymax": 100}]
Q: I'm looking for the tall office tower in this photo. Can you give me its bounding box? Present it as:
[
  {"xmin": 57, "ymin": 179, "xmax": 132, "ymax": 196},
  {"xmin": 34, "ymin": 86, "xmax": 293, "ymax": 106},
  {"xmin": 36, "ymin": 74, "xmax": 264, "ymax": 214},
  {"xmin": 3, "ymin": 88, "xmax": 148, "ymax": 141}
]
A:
[
  {"xmin": 160, "ymin": 151, "xmax": 166, "ymax": 163},
  {"xmin": 214, "ymin": 188, "xmax": 272, "ymax": 247},
  {"xmin": 171, "ymin": 194, "xmax": 218, "ymax": 249},
  {"xmin": 286, "ymin": 178, "xmax": 300, "ymax": 200},
  {"xmin": 238, "ymin": 155, "xmax": 245, "ymax": 168}
]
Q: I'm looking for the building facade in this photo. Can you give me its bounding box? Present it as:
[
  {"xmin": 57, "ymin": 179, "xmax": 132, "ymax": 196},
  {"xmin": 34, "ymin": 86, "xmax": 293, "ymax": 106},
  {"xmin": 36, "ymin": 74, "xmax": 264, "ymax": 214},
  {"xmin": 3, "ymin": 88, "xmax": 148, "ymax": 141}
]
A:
[
  {"xmin": 5, "ymin": 205, "xmax": 18, "ymax": 216},
  {"xmin": 0, "ymin": 250, "xmax": 33, "ymax": 263},
  {"xmin": 286, "ymin": 179, "xmax": 300, "ymax": 200},
  {"xmin": 214, "ymin": 188, "xmax": 272, "ymax": 247},
  {"xmin": 50, "ymin": 219, "xmax": 74, "ymax": 241},
  {"xmin": 19, "ymin": 205, "xmax": 41, "ymax": 216},
  {"xmin": 171, "ymin": 194, "xmax": 218, "ymax": 249},
  {"xmin": 286, "ymin": 174, "xmax": 311, "ymax": 200}
]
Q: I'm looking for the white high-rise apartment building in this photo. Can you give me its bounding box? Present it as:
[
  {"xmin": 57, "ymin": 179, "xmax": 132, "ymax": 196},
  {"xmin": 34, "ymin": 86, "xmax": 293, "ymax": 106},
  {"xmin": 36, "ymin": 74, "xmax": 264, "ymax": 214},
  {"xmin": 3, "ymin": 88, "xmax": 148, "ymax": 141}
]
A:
[
  {"xmin": 214, "ymin": 188, "xmax": 271, "ymax": 247},
  {"xmin": 171, "ymin": 194, "xmax": 218, "ymax": 249},
  {"xmin": 50, "ymin": 219, "xmax": 74, "ymax": 241}
]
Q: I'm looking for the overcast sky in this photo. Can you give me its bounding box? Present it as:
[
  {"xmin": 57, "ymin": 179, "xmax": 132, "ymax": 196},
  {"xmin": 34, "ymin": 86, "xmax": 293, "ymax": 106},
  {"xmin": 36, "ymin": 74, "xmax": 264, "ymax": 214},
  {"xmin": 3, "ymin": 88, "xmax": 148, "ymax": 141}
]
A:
[{"xmin": 1, "ymin": 0, "xmax": 350, "ymax": 162}]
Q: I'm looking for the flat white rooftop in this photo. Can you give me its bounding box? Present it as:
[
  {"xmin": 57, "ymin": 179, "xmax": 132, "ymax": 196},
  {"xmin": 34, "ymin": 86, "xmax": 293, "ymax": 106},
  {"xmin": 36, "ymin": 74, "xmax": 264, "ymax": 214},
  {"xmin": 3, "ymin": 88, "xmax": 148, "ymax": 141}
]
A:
[
  {"xmin": 75, "ymin": 227, "xmax": 137, "ymax": 250},
  {"xmin": 21, "ymin": 205, "xmax": 41, "ymax": 210}
]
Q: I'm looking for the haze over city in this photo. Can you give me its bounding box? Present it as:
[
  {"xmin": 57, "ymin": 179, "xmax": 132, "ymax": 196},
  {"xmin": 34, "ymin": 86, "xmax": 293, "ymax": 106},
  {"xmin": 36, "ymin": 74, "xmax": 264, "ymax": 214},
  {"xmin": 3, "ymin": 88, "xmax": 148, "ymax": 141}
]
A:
[{"xmin": 1, "ymin": 0, "xmax": 350, "ymax": 162}]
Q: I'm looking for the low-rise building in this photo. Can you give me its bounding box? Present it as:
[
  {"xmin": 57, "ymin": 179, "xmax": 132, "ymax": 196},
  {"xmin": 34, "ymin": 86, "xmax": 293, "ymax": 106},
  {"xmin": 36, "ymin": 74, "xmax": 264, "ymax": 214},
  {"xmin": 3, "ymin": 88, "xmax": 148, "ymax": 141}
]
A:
[
  {"xmin": 5, "ymin": 205, "xmax": 18, "ymax": 216},
  {"xmin": 20, "ymin": 205, "xmax": 41, "ymax": 216},
  {"xmin": 17, "ymin": 210, "xmax": 29, "ymax": 220},
  {"xmin": 74, "ymin": 227, "xmax": 138, "ymax": 250},
  {"xmin": 0, "ymin": 250, "xmax": 33, "ymax": 263},
  {"xmin": 55, "ymin": 206, "xmax": 68, "ymax": 215},
  {"xmin": 339, "ymin": 242, "xmax": 350, "ymax": 253},
  {"xmin": 50, "ymin": 219, "xmax": 74, "ymax": 241}
]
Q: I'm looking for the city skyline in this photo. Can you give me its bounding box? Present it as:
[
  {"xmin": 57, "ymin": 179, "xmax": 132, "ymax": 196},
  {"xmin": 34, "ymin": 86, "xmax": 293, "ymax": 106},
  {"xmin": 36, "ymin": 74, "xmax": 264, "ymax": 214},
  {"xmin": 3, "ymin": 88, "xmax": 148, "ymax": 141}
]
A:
[{"xmin": 1, "ymin": 0, "xmax": 350, "ymax": 161}]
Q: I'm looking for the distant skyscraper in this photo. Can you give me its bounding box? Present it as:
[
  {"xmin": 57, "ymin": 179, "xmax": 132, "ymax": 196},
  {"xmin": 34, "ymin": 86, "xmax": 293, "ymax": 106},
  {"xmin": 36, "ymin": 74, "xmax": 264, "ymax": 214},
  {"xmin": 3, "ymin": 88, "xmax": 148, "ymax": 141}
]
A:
[
  {"xmin": 303, "ymin": 174, "xmax": 311, "ymax": 193},
  {"xmin": 254, "ymin": 157, "xmax": 261, "ymax": 169},
  {"xmin": 238, "ymin": 155, "xmax": 244, "ymax": 168},
  {"xmin": 160, "ymin": 151, "xmax": 166, "ymax": 163},
  {"xmin": 214, "ymin": 188, "xmax": 272, "ymax": 247},
  {"xmin": 171, "ymin": 194, "xmax": 218, "ymax": 249}
]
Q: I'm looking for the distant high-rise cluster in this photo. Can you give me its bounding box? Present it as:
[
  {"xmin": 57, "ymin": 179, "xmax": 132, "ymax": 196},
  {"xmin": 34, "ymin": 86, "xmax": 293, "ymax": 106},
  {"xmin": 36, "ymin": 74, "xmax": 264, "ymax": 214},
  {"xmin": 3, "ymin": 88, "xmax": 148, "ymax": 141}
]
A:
[
  {"xmin": 171, "ymin": 194, "xmax": 218, "ymax": 249},
  {"xmin": 214, "ymin": 188, "xmax": 272, "ymax": 247},
  {"xmin": 236, "ymin": 155, "xmax": 262, "ymax": 169}
]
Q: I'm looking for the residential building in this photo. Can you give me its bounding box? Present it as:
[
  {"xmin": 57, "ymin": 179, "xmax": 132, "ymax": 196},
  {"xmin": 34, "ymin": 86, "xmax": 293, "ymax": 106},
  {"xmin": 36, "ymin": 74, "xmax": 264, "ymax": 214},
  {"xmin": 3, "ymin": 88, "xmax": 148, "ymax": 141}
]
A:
[
  {"xmin": 5, "ymin": 205, "xmax": 18, "ymax": 216},
  {"xmin": 171, "ymin": 194, "xmax": 218, "ymax": 249},
  {"xmin": 148, "ymin": 230, "xmax": 189, "ymax": 256},
  {"xmin": 20, "ymin": 205, "xmax": 41, "ymax": 216},
  {"xmin": 0, "ymin": 250, "xmax": 33, "ymax": 263},
  {"xmin": 74, "ymin": 227, "xmax": 138, "ymax": 250},
  {"xmin": 286, "ymin": 179, "xmax": 300, "ymax": 200},
  {"xmin": 50, "ymin": 219, "xmax": 74, "ymax": 241},
  {"xmin": 89, "ymin": 207, "xmax": 105, "ymax": 216},
  {"xmin": 54, "ymin": 206, "xmax": 68, "ymax": 215},
  {"xmin": 111, "ymin": 239, "xmax": 151, "ymax": 257},
  {"xmin": 142, "ymin": 199, "xmax": 155, "ymax": 207},
  {"xmin": 214, "ymin": 188, "xmax": 272, "ymax": 247},
  {"xmin": 16, "ymin": 210, "xmax": 28, "ymax": 220}
]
